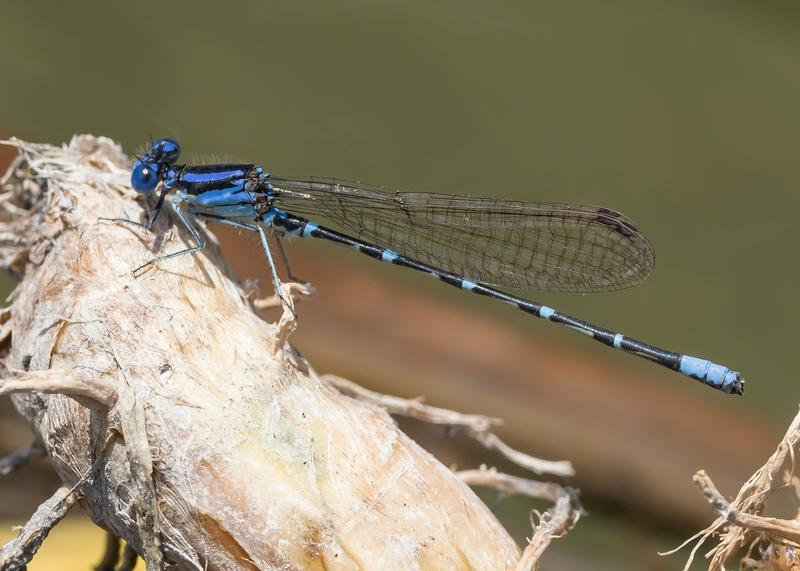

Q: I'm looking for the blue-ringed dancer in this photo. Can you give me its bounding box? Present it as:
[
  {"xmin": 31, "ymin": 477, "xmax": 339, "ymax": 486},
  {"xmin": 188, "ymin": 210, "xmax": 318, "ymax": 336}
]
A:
[{"xmin": 107, "ymin": 138, "xmax": 744, "ymax": 395}]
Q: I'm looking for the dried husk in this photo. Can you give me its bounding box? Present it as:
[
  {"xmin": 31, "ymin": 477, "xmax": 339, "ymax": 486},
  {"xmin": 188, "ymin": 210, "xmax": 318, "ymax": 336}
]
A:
[{"xmin": 0, "ymin": 136, "xmax": 522, "ymax": 570}]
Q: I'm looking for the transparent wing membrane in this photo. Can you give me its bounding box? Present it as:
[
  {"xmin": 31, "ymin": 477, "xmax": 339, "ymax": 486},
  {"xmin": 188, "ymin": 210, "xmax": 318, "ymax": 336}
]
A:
[{"xmin": 269, "ymin": 176, "xmax": 655, "ymax": 292}]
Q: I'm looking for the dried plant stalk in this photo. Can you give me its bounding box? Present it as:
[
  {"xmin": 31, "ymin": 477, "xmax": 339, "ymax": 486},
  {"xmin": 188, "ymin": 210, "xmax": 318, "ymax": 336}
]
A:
[
  {"xmin": 0, "ymin": 136, "xmax": 576, "ymax": 570},
  {"xmin": 672, "ymin": 406, "xmax": 800, "ymax": 570}
]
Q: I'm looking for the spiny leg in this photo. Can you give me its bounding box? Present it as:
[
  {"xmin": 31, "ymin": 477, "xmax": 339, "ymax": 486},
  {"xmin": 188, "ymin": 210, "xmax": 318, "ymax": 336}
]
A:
[
  {"xmin": 98, "ymin": 186, "xmax": 169, "ymax": 231},
  {"xmin": 273, "ymin": 230, "xmax": 307, "ymax": 284},
  {"xmin": 194, "ymin": 214, "xmax": 297, "ymax": 321},
  {"xmin": 133, "ymin": 196, "xmax": 206, "ymax": 274}
]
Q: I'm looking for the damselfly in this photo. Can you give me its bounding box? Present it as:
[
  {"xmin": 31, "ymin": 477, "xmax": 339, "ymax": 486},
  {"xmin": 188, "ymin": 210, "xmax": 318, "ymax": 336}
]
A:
[{"xmin": 111, "ymin": 138, "xmax": 744, "ymax": 395}]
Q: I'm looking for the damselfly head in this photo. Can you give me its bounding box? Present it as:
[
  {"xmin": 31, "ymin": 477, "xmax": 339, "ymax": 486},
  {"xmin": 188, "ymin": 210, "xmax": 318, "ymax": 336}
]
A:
[
  {"xmin": 131, "ymin": 138, "xmax": 181, "ymax": 195},
  {"xmin": 149, "ymin": 138, "xmax": 180, "ymax": 164},
  {"xmin": 131, "ymin": 160, "xmax": 160, "ymax": 195}
]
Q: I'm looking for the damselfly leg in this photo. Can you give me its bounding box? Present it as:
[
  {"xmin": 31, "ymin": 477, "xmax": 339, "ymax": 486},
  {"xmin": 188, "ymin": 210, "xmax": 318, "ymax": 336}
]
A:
[
  {"xmin": 99, "ymin": 186, "xmax": 170, "ymax": 231},
  {"xmin": 273, "ymin": 230, "xmax": 307, "ymax": 284},
  {"xmin": 195, "ymin": 213, "xmax": 297, "ymax": 321}
]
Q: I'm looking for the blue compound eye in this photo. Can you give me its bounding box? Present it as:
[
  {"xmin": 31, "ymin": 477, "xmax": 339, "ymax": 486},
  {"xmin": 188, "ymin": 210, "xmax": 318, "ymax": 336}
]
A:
[
  {"xmin": 131, "ymin": 161, "xmax": 159, "ymax": 194},
  {"xmin": 154, "ymin": 138, "xmax": 180, "ymax": 163}
]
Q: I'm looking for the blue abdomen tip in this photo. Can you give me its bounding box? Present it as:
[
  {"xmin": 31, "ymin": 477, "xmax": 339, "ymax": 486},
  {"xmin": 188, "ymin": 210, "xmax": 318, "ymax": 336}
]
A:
[{"xmin": 679, "ymin": 355, "xmax": 743, "ymax": 394}]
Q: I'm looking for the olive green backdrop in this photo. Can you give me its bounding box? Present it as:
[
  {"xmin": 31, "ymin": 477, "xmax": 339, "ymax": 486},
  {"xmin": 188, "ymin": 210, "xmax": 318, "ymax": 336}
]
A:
[{"xmin": 1, "ymin": 1, "xmax": 799, "ymax": 569}]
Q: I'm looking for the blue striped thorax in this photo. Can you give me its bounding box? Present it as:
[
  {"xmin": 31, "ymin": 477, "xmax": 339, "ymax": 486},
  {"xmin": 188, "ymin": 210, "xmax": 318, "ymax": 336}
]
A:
[{"xmin": 130, "ymin": 139, "xmax": 274, "ymax": 217}]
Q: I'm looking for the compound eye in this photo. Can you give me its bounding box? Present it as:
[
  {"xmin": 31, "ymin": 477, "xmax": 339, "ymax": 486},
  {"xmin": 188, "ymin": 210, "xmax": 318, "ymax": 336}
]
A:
[
  {"xmin": 155, "ymin": 138, "xmax": 180, "ymax": 163},
  {"xmin": 131, "ymin": 161, "xmax": 159, "ymax": 194}
]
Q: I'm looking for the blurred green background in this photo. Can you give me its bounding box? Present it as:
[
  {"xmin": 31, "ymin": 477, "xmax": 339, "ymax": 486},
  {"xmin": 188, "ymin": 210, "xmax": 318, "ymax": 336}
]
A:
[{"xmin": 1, "ymin": 1, "xmax": 799, "ymax": 569}]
